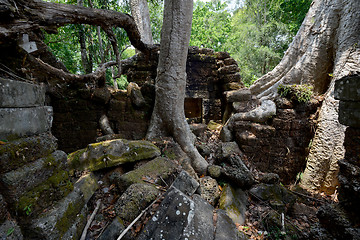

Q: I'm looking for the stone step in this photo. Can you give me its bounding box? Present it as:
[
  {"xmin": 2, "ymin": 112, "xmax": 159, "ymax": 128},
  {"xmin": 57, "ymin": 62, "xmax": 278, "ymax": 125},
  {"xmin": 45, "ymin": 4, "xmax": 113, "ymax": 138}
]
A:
[
  {"xmin": 0, "ymin": 78, "xmax": 45, "ymax": 108},
  {"xmin": 0, "ymin": 106, "xmax": 53, "ymax": 141},
  {"xmin": 1, "ymin": 150, "xmax": 67, "ymax": 200},
  {"xmin": 0, "ymin": 133, "xmax": 58, "ymax": 173},
  {"xmin": 27, "ymin": 173, "xmax": 98, "ymax": 240}
]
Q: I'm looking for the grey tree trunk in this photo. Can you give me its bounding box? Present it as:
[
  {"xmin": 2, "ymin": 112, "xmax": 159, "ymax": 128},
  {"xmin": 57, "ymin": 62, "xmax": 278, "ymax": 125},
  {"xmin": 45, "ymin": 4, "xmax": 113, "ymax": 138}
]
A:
[
  {"xmin": 146, "ymin": 0, "xmax": 208, "ymax": 174},
  {"xmin": 248, "ymin": 0, "xmax": 360, "ymax": 193},
  {"xmin": 77, "ymin": 0, "xmax": 93, "ymax": 74},
  {"xmin": 130, "ymin": 0, "xmax": 153, "ymax": 45}
]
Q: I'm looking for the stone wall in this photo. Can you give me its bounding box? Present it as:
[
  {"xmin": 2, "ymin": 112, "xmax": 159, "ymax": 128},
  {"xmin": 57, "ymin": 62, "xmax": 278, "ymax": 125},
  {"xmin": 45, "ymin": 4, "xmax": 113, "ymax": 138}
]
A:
[
  {"xmin": 234, "ymin": 96, "xmax": 321, "ymax": 184},
  {"xmin": 51, "ymin": 47, "xmax": 243, "ymax": 153},
  {"xmin": 0, "ymin": 78, "xmax": 96, "ymax": 239}
]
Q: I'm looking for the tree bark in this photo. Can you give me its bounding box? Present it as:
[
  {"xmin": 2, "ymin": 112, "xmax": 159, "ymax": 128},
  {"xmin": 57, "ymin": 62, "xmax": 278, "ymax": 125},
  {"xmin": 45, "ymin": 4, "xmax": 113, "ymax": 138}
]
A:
[
  {"xmin": 0, "ymin": 0, "xmax": 152, "ymax": 55},
  {"xmin": 245, "ymin": 0, "xmax": 360, "ymax": 192},
  {"xmin": 130, "ymin": 0, "xmax": 153, "ymax": 45},
  {"xmin": 77, "ymin": 0, "xmax": 93, "ymax": 74},
  {"xmin": 146, "ymin": 0, "xmax": 208, "ymax": 174}
]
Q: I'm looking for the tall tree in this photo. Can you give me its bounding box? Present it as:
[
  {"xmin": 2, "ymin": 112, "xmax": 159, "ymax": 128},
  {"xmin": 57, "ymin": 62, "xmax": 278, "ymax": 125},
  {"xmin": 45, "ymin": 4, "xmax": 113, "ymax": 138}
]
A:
[
  {"xmin": 130, "ymin": 0, "xmax": 153, "ymax": 45},
  {"xmin": 146, "ymin": 0, "xmax": 208, "ymax": 174},
  {"xmin": 226, "ymin": 0, "xmax": 360, "ymax": 192}
]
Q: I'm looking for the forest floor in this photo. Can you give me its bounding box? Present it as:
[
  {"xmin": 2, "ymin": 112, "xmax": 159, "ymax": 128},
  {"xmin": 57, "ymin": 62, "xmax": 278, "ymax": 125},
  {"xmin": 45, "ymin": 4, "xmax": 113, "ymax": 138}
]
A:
[{"xmin": 82, "ymin": 127, "xmax": 338, "ymax": 240}]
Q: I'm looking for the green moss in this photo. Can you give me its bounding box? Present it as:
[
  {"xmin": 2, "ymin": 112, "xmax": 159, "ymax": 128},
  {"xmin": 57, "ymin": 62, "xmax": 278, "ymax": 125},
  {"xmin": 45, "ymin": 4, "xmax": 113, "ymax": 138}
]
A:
[
  {"xmin": 16, "ymin": 170, "xmax": 73, "ymax": 217},
  {"xmin": 55, "ymin": 198, "xmax": 84, "ymax": 238},
  {"xmin": 67, "ymin": 148, "xmax": 86, "ymax": 170}
]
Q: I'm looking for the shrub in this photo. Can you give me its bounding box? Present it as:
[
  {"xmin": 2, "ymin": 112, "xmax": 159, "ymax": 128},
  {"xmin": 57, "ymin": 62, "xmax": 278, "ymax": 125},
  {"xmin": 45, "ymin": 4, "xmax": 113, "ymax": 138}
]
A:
[{"xmin": 277, "ymin": 84, "xmax": 313, "ymax": 103}]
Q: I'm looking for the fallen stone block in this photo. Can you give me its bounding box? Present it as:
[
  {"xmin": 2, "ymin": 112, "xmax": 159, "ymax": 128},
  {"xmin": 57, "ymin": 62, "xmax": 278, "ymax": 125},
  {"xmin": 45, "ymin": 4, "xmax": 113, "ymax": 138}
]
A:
[
  {"xmin": 115, "ymin": 183, "xmax": 160, "ymax": 222},
  {"xmin": 67, "ymin": 139, "xmax": 161, "ymax": 172},
  {"xmin": 171, "ymin": 170, "xmax": 199, "ymax": 197},
  {"xmin": 113, "ymin": 157, "xmax": 177, "ymax": 192},
  {"xmin": 219, "ymin": 184, "xmax": 247, "ymax": 225}
]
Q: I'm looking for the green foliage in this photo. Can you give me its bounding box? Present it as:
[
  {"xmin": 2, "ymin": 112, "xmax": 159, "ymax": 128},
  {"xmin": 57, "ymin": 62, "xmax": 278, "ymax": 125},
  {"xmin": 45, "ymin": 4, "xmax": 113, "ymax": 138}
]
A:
[
  {"xmin": 148, "ymin": 0, "xmax": 164, "ymax": 44},
  {"xmin": 190, "ymin": 0, "xmax": 231, "ymax": 52},
  {"xmin": 224, "ymin": 0, "xmax": 305, "ymax": 86},
  {"xmin": 7, "ymin": 227, "xmax": 15, "ymax": 236},
  {"xmin": 278, "ymin": 84, "xmax": 313, "ymax": 103},
  {"xmin": 23, "ymin": 204, "xmax": 32, "ymax": 216}
]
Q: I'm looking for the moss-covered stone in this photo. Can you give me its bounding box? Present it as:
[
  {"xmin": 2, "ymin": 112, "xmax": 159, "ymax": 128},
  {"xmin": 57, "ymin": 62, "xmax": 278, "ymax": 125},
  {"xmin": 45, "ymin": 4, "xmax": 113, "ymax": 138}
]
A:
[
  {"xmin": 29, "ymin": 173, "xmax": 97, "ymax": 239},
  {"xmin": 67, "ymin": 139, "xmax": 161, "ymax": 172},
  {"xmin": 219, "ymin": 184, "xmax": 247, "ymax": 225},
  {"xmin": 0, "ymin": 133, "xmax": 57, "ymax": 173},
  {"xmin": 115, "ymin": 183, "xmax": 160, "ymax": 222},
  {"xmin": 1, "ymin": 150, "xmax": 68, "ymax": 204},
  {"xmin": 115, "ymin": 157, "xmax": 178, "ymax": 191},
  {"xmin": 16, "ymin": 169, "xmax": 73, "ymax": 217},
  {"xmin": 249, "ymin": 183, "xmax": 297, "ymax": 213}
]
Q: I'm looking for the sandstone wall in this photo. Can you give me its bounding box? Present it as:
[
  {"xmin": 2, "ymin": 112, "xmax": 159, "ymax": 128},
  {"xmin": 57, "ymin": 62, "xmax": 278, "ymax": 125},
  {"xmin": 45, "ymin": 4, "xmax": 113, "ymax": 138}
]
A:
[
  {"xmin": 51, "ymin": 47, "xmax": 243, "ymax": 153},
  {"xmin": 234, "ymin": 97, "xmax": 321, "ymax": 184}
]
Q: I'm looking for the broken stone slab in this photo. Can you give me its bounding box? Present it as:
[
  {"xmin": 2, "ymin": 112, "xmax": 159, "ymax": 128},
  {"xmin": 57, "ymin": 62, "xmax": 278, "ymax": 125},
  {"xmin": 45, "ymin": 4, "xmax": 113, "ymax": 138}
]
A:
[
  {"xmin": 225, "ymin": 89, "xmax": 252, "ymax": 102},
  {"xmin": 171, "ymin": 170, "xmax": 199, "ymax": 197},
  {"xmin": 0, "ymin": 150, "xmax": 67, "ymax": 201},
  {"xmin": 0, "ymin": 219, "xmax": 24, "ymax": 240},
  {"xmin": 219, "ymin": 184, "xmax": 247, "ymax": 225},
  {"xmin": 28, "ymin": 173, "xmax": 98, "ymax": 239},
  {"xmin": 0, "ymin": 78, "xmax": 45, "ymax": 108},
  {"xmin": 114, "ymin": 183, "xmax": 160, "ymax": 222},
  {"xmin": 0, "ymin": 106, "xmax": 53, "ymax": 141},
  {"xmin": 0, "ymin": 132, "xmax": 58, "ymax": 173},
  {"xmin": 137, "ymin": 188, "xmax": 216, "ymax": 240},
  {"xmin": 136, "ymin": 187, "xmax": 195, "ymax": 240},
  {"xmin": 215, "ymin": 209, "xmax": 248, "ymax": 240},
  {"xmin": 249, "ymin": 183, "xmax": 296, "ymax": 213},
  {"xmin": 183, "ymin": 194, "xmax": 215, "ymax": 240},
  {"xmin": 67, "ymin": 139, "xmax": 161, "ymax": 172},
  {"xmin": 199, "ymin": 176, "xmax": 221, "ymax": 206},
  {"xmin": 112, "ymin": 157, "xmax": 178, "ymax": 192}
]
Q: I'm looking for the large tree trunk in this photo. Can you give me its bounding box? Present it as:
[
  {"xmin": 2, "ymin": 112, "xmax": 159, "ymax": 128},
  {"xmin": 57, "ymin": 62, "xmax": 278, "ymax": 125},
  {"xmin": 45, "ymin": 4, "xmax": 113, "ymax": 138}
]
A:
[
  {"xmin": 247, "ymin": 0, "xmax": 360, "ymax": 192},
  {"xmin": 146, "ymin": 0, "xmax": 208, "ymax": 174},
  {"xmin": 130, "ymin": 0, "xmax": 153, "ymax": 45}
]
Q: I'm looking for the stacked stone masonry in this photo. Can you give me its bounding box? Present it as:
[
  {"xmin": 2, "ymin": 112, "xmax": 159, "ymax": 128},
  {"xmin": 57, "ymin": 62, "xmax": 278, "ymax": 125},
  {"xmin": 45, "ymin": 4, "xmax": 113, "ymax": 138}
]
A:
[
  {"xmin": 0, "ymin": 79, "xmax": 96, "ymax": 239},
  {"xmin": 51, "ymin": 47, "xmax": 244, "ymax": 153},
  {"xmin": 234, "ymin": 96, "xmax": 321, "ymax": 184}
]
